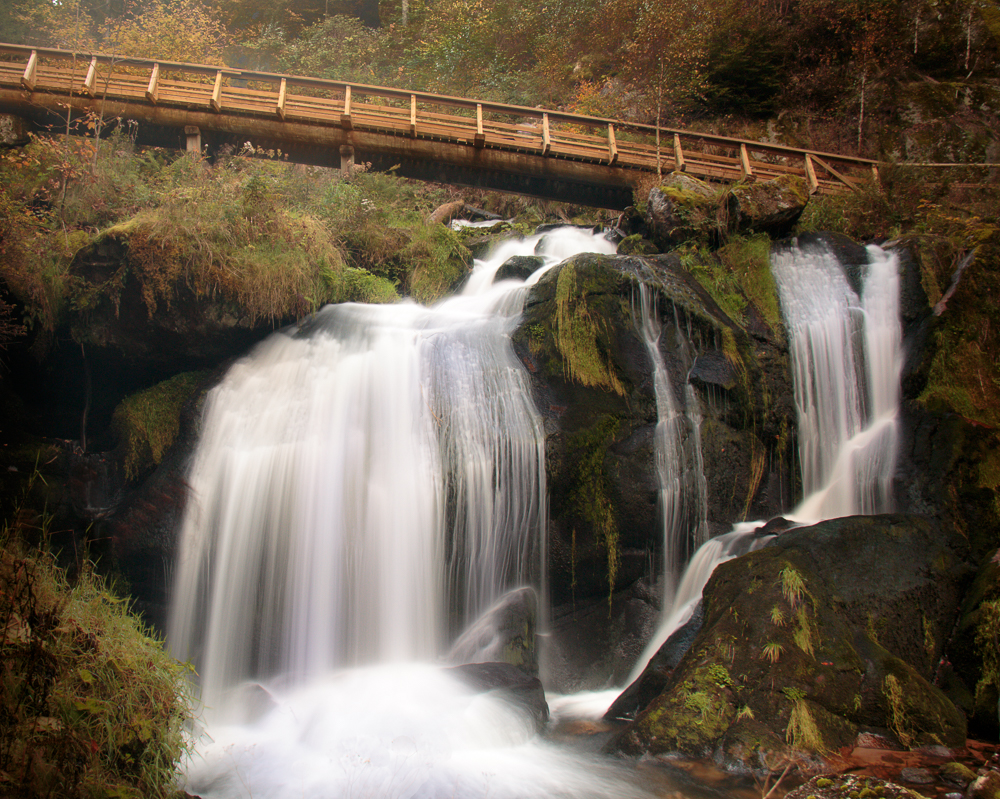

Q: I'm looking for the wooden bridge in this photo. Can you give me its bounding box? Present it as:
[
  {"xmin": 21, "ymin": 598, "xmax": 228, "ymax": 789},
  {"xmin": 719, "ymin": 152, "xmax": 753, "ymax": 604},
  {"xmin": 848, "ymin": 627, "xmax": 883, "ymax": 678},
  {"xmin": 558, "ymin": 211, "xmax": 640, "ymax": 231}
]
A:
[{"xmin": 0, "ymin": 43, "xmax": 880, "ymax": 208}]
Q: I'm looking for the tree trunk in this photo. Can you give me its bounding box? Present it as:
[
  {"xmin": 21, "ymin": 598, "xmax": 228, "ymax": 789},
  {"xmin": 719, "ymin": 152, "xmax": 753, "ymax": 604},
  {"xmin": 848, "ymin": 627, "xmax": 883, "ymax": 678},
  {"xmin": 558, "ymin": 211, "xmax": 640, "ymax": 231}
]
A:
[{"xmin": 857, "ymin": 70, "xmax": 867, "ymax": 153}]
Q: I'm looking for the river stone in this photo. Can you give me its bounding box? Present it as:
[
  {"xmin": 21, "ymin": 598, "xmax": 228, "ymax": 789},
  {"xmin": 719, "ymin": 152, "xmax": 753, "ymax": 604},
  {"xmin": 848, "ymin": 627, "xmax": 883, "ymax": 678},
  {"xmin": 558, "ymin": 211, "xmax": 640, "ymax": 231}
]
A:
[
  {"xmin": 785, "ymin": 775, "xmax": 928, "ymax": 799},
  {"xmin": 494, "ymin": 255, "xmax": 544, "ymax": 282},
  {"xmin": 646, "ymin": 174, "xmax": 719, "ymax": 249}
]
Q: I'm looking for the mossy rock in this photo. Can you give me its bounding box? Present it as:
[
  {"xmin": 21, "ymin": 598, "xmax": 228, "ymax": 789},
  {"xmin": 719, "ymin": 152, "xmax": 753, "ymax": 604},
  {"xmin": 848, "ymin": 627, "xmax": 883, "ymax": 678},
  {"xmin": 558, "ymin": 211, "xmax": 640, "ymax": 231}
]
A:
[{"xmin": 607, "ymin": 515, "xmax": 970, "ymax": 766}]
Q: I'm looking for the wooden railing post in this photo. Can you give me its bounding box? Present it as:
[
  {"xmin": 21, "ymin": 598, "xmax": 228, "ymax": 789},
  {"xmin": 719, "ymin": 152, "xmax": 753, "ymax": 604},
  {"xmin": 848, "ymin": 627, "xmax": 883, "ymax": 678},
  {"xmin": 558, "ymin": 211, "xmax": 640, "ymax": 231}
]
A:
[
  {"xmin": 21, "ymin": 50, "xmax": 38, "ymax": 91},
  {"xmin": 341, "ymin": 85, "xmax": 353, "ymax": 129},
  {"xmin": 804, "ymin": 154, "xmax": 819, "ymax": 194},
  {"xmin": 81, "ymin": 56, "xmax": 97, "ymax": 97},
  {"xmin": 276, "ymin": 78, "xmax": 287, "ymax": 119},
  {"xmin": 409, "ymin": 94, "xmax": 417, "ymax": 136},
  {"xmin": 474, "ymin": 104, "xmax": 485, "ymax": 147},
  {"xmin": 210, "ymin": 71, "xmax": 223, "ymax": 112},
  {"xmin": 673, "ymin": 133, "xmax": 686, "ymax": 172},
  {"xmin": 542, "ymin": 113, "xmax": 551, "ymax": 155},
  {"xmin": 740, "ymin": 143, "xmax": 754, "ymax": 182},
  {"xmin": 145, "ymin": 63, "xmax": 160, "ymax": 104},
  {"xmin": 607, "ymin": 123, "xmax": 618, "ymax": 165}
]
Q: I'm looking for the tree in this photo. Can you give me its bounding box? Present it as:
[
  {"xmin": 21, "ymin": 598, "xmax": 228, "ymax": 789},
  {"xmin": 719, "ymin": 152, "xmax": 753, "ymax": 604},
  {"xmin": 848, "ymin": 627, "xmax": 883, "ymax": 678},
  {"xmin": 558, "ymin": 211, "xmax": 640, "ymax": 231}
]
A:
[{"xmin": 102, "ymin": 0, "xmax": 228, "ymax": 64}]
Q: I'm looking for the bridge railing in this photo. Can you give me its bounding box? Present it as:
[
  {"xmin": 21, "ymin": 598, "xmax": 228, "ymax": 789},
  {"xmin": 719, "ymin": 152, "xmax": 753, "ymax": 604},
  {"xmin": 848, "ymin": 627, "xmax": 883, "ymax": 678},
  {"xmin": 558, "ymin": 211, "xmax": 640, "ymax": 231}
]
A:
[{"xmin": 0, "ymin": 43, "xmax": 879, "ymax": 194}]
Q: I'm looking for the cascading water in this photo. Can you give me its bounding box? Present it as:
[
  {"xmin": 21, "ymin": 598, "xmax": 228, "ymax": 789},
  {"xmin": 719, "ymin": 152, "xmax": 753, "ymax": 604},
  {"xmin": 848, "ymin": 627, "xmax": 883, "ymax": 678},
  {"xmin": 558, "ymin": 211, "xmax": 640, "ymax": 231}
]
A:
[
  {"xmin": 770, "ymin": 242, "xmax": 902, "ymax": 522},
  {"xmin": 633, "ymin": 281, "xmax": 708, "ymax": 605},
  {"xmin": 626, "ymin": 240, "xmax": 904, "ymax": 681},
  {"xmin": 167, "ymin": 228, "xmax": 660, "ymax": 798}
]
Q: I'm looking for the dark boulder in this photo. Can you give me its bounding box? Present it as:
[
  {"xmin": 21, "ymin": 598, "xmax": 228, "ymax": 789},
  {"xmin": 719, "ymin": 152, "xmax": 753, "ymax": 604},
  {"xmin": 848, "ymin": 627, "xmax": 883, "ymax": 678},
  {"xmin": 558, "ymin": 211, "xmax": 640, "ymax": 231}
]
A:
[
  {"xmin": 606, "ymin": 515, "xmax": 973, "ymax": 767},
  {"xmin": 447, "ymin": 662, "xmax": 549, "ymax": 728},
  {"xmin": 447, "ymin": 586, "xmax": 539, "ymax": 675}
]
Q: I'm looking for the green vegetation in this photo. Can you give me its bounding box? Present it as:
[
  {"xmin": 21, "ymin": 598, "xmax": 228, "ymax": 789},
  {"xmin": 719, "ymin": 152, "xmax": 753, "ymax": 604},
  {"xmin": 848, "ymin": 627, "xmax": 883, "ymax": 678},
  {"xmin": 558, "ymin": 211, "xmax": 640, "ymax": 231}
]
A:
[
  {"xmin": 0, "ymin": 476, "xmax": 191, "ymax": 798},
  {"xmin": 783, "ymin": 687, "xmax": 825, "ymax": 753},
  {"xmin": 974, "ymin": 597, "xmax": 1000, "ymax": 712},
  {"xmin": 565, "ymin": 416, "xmax": 621, "ymax": 602},
  {"xmin": 553, "ymin": 263, "xmax": 626, "ymax": 396},
  {"xmin": 113, "ymin": 371, "xmax": 210, "ymax": 480}
]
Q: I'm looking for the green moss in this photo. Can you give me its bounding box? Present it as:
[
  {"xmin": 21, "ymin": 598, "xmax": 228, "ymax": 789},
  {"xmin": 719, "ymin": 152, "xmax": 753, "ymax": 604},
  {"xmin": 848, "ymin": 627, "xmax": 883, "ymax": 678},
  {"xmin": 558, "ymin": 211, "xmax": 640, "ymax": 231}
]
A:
[
  {"xmin": 566, "ymin": 416, "xmax": 622, "ymax": 601},
  {"xmin": 113, "ymin": 371, "xmax": 209, "ymax": 480},
  {"xmin": 974, "ymin": 597, "xmax": 1000, "ymax": 709},
  {"xmin": 554, "ymin": 263, "xmax": 626, "ymax": 395}
]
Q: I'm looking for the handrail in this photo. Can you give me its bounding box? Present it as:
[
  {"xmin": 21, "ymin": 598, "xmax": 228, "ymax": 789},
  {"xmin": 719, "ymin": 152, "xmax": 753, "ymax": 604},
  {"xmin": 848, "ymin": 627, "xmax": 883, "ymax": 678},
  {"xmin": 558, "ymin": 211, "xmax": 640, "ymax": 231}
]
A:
[{"xmin": 0, "ymin": 41, "xmax": 880, "ymax": 174}]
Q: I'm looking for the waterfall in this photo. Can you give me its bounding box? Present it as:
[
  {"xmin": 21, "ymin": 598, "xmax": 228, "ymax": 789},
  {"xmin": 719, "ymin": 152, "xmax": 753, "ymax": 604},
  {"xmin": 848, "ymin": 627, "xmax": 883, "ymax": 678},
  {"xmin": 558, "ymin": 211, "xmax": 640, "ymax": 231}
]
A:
[
  {"xmin": 167, "ymin": 227, "xmax": 658, "ymax": 799},
  {"xmin": 771, "ymin": 241, "xmax": 902, "ymax": 521},
  {"xmin": 633, "ymin": 281, "xmax": 708, "ymax": 604},
  {"xmin": 627, "ymin": 240, "xmax": 903, "ymax": 682}
]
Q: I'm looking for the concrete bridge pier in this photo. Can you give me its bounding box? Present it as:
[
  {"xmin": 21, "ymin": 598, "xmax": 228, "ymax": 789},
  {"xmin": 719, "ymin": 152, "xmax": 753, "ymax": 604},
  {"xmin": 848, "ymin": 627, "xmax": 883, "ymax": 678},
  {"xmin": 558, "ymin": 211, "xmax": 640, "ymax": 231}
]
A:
[
  {"xmin": 184, "ymin": 126, "xmax": 201, "ymax": 154},
  {"xmin": 0, "ymin": 113, "xmax": 29, "ymax": 147}
]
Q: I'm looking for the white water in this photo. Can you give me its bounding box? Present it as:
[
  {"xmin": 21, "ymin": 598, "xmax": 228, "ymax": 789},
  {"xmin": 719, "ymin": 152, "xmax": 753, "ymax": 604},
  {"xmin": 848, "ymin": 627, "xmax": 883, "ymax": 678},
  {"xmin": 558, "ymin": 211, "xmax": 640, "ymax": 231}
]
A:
[
  {"xmin": 634, "ymin": 282, "xmax": 709, "ymax": 606},
  {"xmin": 625, "ymin": 241, "xmax": 904, "ymax": 685},
  {"xmin": 168, "ymin": 228, "xmax": 653, "ymax": 798},
  {"xmin": 771, "ymin": 242, "xmax": 902, "ymax": 522}
]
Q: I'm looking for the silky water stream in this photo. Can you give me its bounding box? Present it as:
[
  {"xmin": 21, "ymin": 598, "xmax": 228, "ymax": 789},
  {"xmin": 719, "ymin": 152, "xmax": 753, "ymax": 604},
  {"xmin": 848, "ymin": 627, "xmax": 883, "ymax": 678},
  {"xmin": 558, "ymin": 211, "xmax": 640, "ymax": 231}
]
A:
[{"xmin": 168, "ymin": 228, "xmax": 671, "ymax": 798}]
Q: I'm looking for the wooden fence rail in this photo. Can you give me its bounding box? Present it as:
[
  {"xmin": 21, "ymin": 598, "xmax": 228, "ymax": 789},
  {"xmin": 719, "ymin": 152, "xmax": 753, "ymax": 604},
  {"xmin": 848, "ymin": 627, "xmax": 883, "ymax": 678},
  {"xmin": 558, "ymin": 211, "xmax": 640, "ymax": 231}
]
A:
[{"xmin": 0, "ymin": 43, "xmax": 881, "ymax": 196}]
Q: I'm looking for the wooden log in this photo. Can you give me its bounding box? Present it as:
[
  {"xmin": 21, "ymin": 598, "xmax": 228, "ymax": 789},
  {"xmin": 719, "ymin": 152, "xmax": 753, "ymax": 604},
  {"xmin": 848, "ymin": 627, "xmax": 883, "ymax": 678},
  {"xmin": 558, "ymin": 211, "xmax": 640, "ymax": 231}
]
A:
[
  {"xmin": 210, "ymin": 70, "xmax": 223, "ymax": 112},
  {"xmin": 81, "ymin": 56, "xmax": 97, "ymax": 97},
  {"xmin": 804, "ymin": 154, "xmax": 819, "ymax": 194},
  {"xmin": 341, "ymin": 85, "xmax": 353, "ymax": 129},
  {"xmin": 145, "ymin": 63, "xmax": 160, "ymax": 104},
  {"xmin": 276, "ymin": 78, "xmax": 286, "ymax": 119},
  {"xmin": 410, "ymin": 93, "xmax": 417, "ymax": 136},
  {"xmin": 475, "ymin": 103, "xmax": 485, "ymax": 147},
  {"xmin": 21, "ymin": 51, "xmax": 38, "ymax": 91},
  {"xmin": 607, "ymin": 123, "xmax": 618, "ymax": 165},
  {"xmin": 673, "ymin": 133, "xmax": 686, "ymax": 171},
  {"xmin": 542, "ymin": 113, "xmax": 551, "ymax": 155}
]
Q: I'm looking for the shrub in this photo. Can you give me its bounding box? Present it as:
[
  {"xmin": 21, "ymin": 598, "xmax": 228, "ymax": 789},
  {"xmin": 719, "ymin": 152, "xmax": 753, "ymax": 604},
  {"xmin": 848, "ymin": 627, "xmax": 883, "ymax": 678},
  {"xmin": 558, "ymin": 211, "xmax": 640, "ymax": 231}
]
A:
[{"xmin": 0, "ymin": 508, "xmax": 191, "ymax": 797}]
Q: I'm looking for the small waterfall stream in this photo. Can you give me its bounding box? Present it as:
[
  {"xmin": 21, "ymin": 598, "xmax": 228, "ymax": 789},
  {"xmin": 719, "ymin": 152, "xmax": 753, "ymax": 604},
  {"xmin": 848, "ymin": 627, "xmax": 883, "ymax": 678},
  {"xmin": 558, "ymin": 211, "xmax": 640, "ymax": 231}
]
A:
[{"xmin": 627, "ymin": 239, "xmax": 904, "ymax": 680}]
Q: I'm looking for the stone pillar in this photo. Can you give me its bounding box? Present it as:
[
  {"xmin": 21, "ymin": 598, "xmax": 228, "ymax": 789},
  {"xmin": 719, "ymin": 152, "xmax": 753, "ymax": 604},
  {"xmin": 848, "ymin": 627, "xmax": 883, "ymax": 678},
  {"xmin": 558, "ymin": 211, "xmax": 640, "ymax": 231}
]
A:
[
  {"xmin": 339, "ymin": 144, "xmax": 355, "ymax": 175},
  {"xmin": 184, "ymin": 126, "xmax": 201, "ymax": 154},
  {"xmin": 0, "ymin": 114, "xmax": 29, "ymax": 147}
]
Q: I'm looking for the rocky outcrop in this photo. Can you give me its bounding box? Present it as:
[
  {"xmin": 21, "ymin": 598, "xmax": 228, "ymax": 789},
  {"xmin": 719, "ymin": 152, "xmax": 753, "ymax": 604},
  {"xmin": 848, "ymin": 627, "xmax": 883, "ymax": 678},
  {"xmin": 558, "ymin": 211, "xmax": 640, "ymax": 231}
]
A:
[
  {"xmin": 607, "ymin": 514, "xmax": 973, "ymax": 767},
  {"xmin": 723, "ymin": 175, "xmax": 809, "ymax": 236}
]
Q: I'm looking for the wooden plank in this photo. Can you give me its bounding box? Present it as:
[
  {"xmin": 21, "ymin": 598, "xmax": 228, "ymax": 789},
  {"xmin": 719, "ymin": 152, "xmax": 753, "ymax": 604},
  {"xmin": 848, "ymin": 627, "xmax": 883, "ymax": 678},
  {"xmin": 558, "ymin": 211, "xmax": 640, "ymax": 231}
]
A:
[
  {"xmin": 341, "ymin": 85, "xmax": 352, "ymax": 129},
  {"xmin": 410, "ymin": 94, "xmax": 416, "ymax": 136},
  {"xmin": 673, "ymin": 134, "xmax": 686, "ymax": 172},
  {"xmin": 804, "ymin": 154, "xmax": 819, "ymax": 195},
  {"xmin": 21, "ymin": 50, "xmax": 38, "ymax": 91},
  {"xmin": 542, "ymin": 114, "xmax": 551, "ymax": 155},
  {"xmin": 608, "ymin": 123, "xmax": 618, "ymax": 165},
  {"xmin": 81, "ymin": 56, "xmax": 97, "ymax": 96},
  {"xmin": 145, "ymin": 63, "xmax": 160, "ymax": 104}
]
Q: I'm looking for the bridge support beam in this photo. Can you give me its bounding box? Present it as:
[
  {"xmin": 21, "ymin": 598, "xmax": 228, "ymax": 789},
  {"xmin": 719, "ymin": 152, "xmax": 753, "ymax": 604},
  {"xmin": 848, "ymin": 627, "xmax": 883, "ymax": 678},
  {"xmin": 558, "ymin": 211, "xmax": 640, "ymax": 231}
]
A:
[
  {"xmin": 340, "ymin": 144, "xmax": 355, "ymax": 175},
  {"xmin": 184, "ymin": 126, "xmax": 201, "ymax": 154}
]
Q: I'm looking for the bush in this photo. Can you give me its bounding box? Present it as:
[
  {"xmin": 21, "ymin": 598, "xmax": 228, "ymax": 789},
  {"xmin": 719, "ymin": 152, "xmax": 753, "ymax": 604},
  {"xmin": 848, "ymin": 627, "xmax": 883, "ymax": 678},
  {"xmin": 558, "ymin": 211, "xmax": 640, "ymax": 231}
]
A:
[{"xmin": 0, "ymin": 502, "xmax": 191, "ymax": 798}]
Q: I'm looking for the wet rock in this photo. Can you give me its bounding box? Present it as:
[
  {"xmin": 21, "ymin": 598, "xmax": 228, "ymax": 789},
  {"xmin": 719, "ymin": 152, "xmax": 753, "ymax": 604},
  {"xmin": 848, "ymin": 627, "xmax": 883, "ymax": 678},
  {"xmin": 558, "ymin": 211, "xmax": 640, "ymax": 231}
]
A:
[
  {"xmin": 785, "ymin": 774, "xmax": 927, "ymax": 799},
  {"xmin": 604, "ymin": 601, "xmax": 704, "ymax": 722},
  {"xmin": 447, "ymin": 587, "xmax": 538, "ymax": 675},
  {"xmin": 607, "ymin": 514, "xmax": 971, "ymax": 766},
  {"xmin": 900, "ymin": 766, "xmax": 934, "ymax": 784},
  {"xmin": 447, "ymin": 662, "xmax": 549, "ymax": 727},
  {"xmin": 494, "ymin": 255, "xmax": 544, "ymax": 282},
  {"xmin": 967, "ymin": 770, "xmax": 1000, "ymax": 799}
]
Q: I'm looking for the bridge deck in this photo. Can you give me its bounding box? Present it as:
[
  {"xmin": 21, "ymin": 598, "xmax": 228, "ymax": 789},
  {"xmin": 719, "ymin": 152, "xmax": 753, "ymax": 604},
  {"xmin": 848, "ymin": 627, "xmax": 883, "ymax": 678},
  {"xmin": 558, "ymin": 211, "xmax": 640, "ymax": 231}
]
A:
[{"xmin": 0, "ymin": 44, "xmax": 879, "ymax": 206}]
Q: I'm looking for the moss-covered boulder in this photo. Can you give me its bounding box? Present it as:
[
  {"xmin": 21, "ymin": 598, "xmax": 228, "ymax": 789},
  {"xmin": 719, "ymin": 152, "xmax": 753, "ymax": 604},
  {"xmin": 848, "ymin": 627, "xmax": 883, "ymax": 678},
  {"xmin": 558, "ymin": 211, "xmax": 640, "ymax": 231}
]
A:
[
  {"xmin": 607, "ymin": 514, "xmax": 971, "ymax": 767},
  {"xmin": 645, "ymin": 174, "xmax": 721, "ymax": 249},
  {"xmin": 511, "ymin": 250, "xmax": 797, "ymax": 688},
  {"xmin": 723, "ymin": 175, "xmax": 810, "ymax": 237}
]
